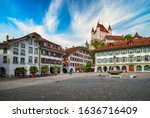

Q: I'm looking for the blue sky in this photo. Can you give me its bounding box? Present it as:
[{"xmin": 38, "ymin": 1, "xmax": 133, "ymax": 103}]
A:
[{"xmin": 0, "ymin": 0, "xmax": 150, "ymax": 47}]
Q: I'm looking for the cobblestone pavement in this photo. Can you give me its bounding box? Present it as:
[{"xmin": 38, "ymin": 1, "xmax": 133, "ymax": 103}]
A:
[{"xmin": 0, "ymin": 72, "xmax": 150, "ymax": 101}]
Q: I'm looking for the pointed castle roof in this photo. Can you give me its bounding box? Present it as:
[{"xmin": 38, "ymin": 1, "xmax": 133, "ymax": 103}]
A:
[
  {"xmin": 85, "ymin": 40, "xmax": 89, "ymax": 46},
  {"xmin": 96, "ymin": 22, "xmax": 109, "ymax": 33},
  {"xmin": 134, "ymin": 32, "xmax": 142, "ymax": 38},
  {"xmin": 91, "ymin": 27, "xmax": 94, "ymax": 33},
  {"xmin": 108, "ymin": 25, "xmax": 112, "ymax": 30}
]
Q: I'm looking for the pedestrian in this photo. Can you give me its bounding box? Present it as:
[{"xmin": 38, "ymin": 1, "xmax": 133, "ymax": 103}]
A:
[{"xmin": 70, "ymin": 69, "xmax": 73, "ymax": 75}]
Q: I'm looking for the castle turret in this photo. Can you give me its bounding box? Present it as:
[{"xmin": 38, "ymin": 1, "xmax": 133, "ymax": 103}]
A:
[
  {"xmin": 91, "ymin": 28, "xmax": 94, "ymax": 33},
  {"xmin": 108, "ymin": 25, "xmax": 112, "ymax": 35}
]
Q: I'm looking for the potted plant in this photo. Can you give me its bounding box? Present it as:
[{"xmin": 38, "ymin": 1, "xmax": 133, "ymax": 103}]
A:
[
  {"xmin": 29, "ymin": 66, "xmax": 38, "ymax": 78},
  {"xmin": 52, "ymin": 66, "xmax": 59, "ymax": 76},
  {"xmin": 41, "ymin": 65, "xmax": 49, "ymax": 77}
]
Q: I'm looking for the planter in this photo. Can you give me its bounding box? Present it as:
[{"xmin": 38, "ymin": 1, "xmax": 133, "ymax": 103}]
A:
[{"xmin": 32, "ymin": 74, "xmax": 35, "ymax": 78}]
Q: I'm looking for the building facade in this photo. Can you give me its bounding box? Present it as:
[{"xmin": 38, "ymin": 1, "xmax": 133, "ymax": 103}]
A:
[
  {"xmin": 95, "ymin": 38, "xmax": 150, "ymax": 72},
  {"xmin": 0, "ymin": 32, "xmax": 64, "ymax": 78},
  {"xmin": 63, "ymin": 46, "xmax": 93, "ymax": 73}
]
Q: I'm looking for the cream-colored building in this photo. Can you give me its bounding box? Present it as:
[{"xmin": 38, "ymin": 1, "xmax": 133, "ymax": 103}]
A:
[{"xmin": 95, "ymin": 37, "xmax": 150, "ymax": 72}]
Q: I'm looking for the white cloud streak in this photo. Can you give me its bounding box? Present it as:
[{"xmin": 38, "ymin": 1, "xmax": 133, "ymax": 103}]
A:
[
  {"xmin": 43, "ymin": 0, "xmax": 63, "ymax": 32},
  {"xmin": 0, "ymin": 0, "xmax": 150, "ymax": 48}
]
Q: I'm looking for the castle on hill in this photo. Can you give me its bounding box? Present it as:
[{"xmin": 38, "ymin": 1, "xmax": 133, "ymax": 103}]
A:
[{"xmin": 91, "ymin": 22, "xmax": 123, "ymax": 44}]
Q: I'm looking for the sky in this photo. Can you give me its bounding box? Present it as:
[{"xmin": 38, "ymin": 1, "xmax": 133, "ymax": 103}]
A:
[{"xmin": 0, "ymin": 0, "xmax": 150, "ymax": 48}]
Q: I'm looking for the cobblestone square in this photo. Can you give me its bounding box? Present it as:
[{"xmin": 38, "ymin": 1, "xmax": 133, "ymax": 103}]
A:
[{"xmin": 0, "ymin": 72, "xmax": 150, "ymax": 101}]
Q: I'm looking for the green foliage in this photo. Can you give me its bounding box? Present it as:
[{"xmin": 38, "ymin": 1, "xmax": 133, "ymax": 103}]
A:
[
  {"xmin": 15, "ymin": 67, "xmax": 26, "ymax": 77},
  {"xmin": 52, "ymin": 66, "xmax": 59, "ymax": 75},
  {"xmin": 41, "ymin": 65, "xmax": 49, "ymax": 73},
  {"xmin": 75, "ymin": 66, "xmax": 93, "ymax": 72},
  {"xmin": 29, "ymin": 66, "xmax": 38, "ymax": 74},
  {"xmin": 124, "ymin": 34, "xmax": 133, "ymax": 40},
  {"xmin": 86, "ymin": 62, "xmax": 92, "ymax": 68},
  {"xmin": 91, "ymin": 41, "xmax": 102, "ymax": 49},
  {"xmin": 52, "ymin": 66, "xmax": 58, "ymax": 73}
]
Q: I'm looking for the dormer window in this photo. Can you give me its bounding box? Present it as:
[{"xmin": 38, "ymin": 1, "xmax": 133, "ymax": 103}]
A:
[
  {"xmin": 127, "ymin": 40, "xmax": 134, "ymax": 45},
  {"xmin": 108, "ymin": 43, "xmax": 113, "ymax": 47}
]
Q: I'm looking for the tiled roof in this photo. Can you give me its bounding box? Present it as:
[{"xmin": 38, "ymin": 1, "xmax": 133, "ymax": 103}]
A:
[
  {"xmin": 94, "ymin": 22, "xmax": 108, "ymax": 33},
  {"xmin": 0, "ymin": 32, "xmax": 63, "ymax": 51},
  {"xmin": 65, "ymin": 46, "xmax": 81, "ymax": 57},
  {"xmin": 105, "ymin": 35, "xmax": 124, "ymax": 40},
  {"xmin": 95, "ymin": 37, "xmax": 150, "ymax": 52},
  {"xmin": 96, "ymin": 22, "xmax": 109, "ymax": 33},
  {"xmin": 134, "ymin": 32, "xmax": 142, "ymax": 38}
]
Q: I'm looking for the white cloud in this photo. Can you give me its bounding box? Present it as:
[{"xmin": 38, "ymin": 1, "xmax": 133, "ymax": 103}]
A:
[
  {"xmin": 0, "ymin": 0, "xmax": 150, "ymax": 48},
  {"xmin": 43, "ymin": 0, "xmax": 63, "ymax": 32},
  {"xmin": 8, "ymin": 18, "xmax": 45, "ymax": 35},
  {"xmin": 69, "ymin": 0, "xmax": 150, "ymax": 41}
]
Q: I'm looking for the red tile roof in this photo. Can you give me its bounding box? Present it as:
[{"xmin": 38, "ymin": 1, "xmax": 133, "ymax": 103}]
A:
[
  {"xmin": 105, "ymin": 35, "xmax": 124, "ymax": 40},
  {"xmin": 65, "ymin": 46, "xmax": 81, "ymax": 57},
  {"xmin": 95, "ymin": 37, "xmax": 150, "ymax": 52},
  {"xmin": 94, "ymin": 22, "xmax": 109, "ymax": 33},
  {"xmin": 96, "ymin": 22, "xmax": 109, "ymax": 33}
]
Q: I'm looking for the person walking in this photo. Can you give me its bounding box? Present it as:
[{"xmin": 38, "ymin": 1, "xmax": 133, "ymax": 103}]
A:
[{"xmin": 69, "ymin": 69, "xmax": 73, "ymax": 75}]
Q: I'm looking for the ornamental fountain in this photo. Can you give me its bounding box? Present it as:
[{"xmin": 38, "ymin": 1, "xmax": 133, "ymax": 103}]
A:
[{"xmin": 107, "ymin": 55, "xmax": 123, "ymax": 78}]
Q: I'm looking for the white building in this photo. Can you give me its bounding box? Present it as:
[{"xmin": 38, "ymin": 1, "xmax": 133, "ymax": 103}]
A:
[
  {"xmin": 95, "ymin": 37, "xmax": 150, "ymax": 72},
  {"xmin": 0, "ymin": 32, "xmax": 64, "ymax": 78},
  {"xmin": 63, "ymin": 46, "xmax": 93, "ymax": 73}
]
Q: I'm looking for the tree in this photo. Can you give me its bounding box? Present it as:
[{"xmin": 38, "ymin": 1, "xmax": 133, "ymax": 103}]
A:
[
  {"xmin": 29, "ymin": 66, "xmax": 38, "ymax": 74},
  {"xmin": 15, "ymin": 67, "xmax": 26, "ymax": 77},
  {"xmin": 52, "ymin": 66, "xmax": 59, "ymax": 75},
  {"xmin": 86, "ymin": 62, "xmax": 92, "ymax": 68},
  {"xmin": 41, "ymin": 65, "xmax": 49, "ymax": 74},
  {"xmin": 124, "ymin": 34, "xmax": 133, "ymax": 40},
  {"xmin": 91, "ymin": 41, "xmax": 102, "ymax": 49}
]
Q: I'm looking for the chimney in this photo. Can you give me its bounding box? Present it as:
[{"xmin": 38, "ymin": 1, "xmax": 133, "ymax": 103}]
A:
[
  {"xmin": 6, "ymin": 35, "xmax": 9, "ymax": 41},
  {"xmin": 72, "ymin": 45, "xmax": 74, "ymax": 47}
]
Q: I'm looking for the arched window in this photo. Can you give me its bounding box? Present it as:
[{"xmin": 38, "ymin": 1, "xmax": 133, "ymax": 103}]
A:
[
  {"xmin": 136, "ymin": 65, "xmax": 142, "ymax": 71},
  {"xmin": 144, "ymin": 65, "xmax": 150, "ymax": 71}
]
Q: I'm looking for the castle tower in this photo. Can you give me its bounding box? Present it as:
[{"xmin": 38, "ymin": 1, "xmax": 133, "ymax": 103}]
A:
[
  {"xmin": 108, "ymin": 25, "xmax": 112, "ymax": 35},
  {"xmin": 91, "ymin": 27, "xmax": 94, "ymax": 43}
]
